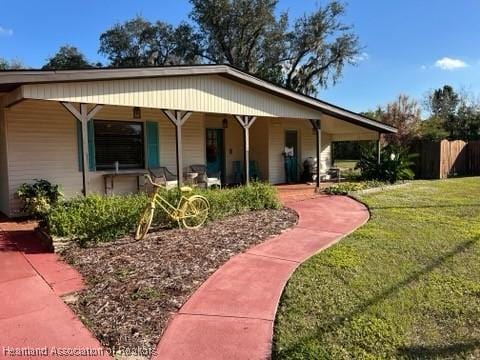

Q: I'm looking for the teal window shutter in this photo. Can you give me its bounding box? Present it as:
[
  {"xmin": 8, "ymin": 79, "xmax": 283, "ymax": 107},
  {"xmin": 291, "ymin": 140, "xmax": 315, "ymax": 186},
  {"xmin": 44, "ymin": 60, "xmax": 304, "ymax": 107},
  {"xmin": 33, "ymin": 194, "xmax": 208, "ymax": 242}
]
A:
[
  {"xmin": 76, "ymin": 120, "xmax": 96, "ymax": 171},
  {"xmin": 76, "ymin": 120, "xmax": 83, "ymax": 171},
  {"xmin": 146, "ymin": 121, "xmax": 159, "ymax": 168},
  {"xmin": 87, "ymin": 120, "xmax": 96, "ymax": 171}
]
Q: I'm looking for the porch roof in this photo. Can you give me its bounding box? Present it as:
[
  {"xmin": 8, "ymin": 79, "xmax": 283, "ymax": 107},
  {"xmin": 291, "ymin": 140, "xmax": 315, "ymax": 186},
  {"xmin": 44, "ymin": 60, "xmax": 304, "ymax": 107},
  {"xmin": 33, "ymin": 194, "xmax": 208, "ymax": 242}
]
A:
[{"xmin": 0, "ymin": 64, "xmax": 396, "ymax": 134}]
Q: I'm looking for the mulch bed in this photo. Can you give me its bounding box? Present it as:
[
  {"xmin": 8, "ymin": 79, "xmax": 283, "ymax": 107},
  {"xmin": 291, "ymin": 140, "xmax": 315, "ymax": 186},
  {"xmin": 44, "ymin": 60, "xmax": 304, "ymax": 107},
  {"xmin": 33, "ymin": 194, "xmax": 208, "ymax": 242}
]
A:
[{"xmin": 62, "ymin": 208, "xmax": 297, "ymax": 353}]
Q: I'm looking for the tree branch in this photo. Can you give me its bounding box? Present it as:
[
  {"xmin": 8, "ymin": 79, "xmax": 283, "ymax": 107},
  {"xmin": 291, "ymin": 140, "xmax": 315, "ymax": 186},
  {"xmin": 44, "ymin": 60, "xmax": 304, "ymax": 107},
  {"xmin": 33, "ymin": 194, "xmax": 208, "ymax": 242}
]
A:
[{"xmin": 286, "ymin": 49, "xmax": 309, "ymax": 88}]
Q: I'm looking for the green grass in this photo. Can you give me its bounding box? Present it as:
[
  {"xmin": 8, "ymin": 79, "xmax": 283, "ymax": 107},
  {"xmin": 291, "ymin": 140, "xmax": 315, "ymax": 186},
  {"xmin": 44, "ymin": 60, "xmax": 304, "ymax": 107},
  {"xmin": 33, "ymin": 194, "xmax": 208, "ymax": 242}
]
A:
[
  {"xmin": 273, "ymin": 178, "xmax": 480, "ymax": 359},
  {"xmin": 333, "ymin": 160, "xmax": 361, "ymax": 180},
  {"xmin": 333, "ymin": 160, "xmax": 358, "ymax": 170}
]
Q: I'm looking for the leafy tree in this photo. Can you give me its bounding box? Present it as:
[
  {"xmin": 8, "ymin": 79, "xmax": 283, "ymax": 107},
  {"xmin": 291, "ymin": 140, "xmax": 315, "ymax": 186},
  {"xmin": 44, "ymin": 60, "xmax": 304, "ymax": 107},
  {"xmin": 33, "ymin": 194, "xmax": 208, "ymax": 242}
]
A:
[
  {"xmin": 425, "ymin": 85, "xmax": 460, "ymax": 139},
  {"xmin": 427, "ymin": 85, "xmax": 459, "ymax": 121},
  {"xmin": 282, "ymin": 1, "xmax": 360, "ymax": 94},
  {"xmin": 382, "ymin": 95, "xmax": 422, "ymax": 146},
  {"xmin": 99, "ymin": 1, "xmax": 361, "ymax": 95},
  {"xmin": 190, "ymin": 0, "xmax": 360, "ymax": 95},
  {"xmin": 365, "ymin": 95, "xmax": 421, "ymax": 147},
  {"xmin": 424, "ymin": 85, "xmax": 480, "ymax": 140},
  {"xmin": 43, "ymin": 45, "xmax": 93, "ymax": 70},
  {"xmin": 419, "ymin": 117, "xmax": 448, "ymax": 140},
  {"xmin": 360, "ymin": 107, "xmax": 383, "ymax": 121},
  {"xmin": 0, "ymin": 57, "xmax": 25, "ymax": 70},
  {"xmin": 99, "ymin": 17, "xmax": 201, "ymax": 67},
  {"xmin": 455, "ymin": 100, "xmax": 480, "ymax": 140},
  {"xmin": 332, "ymin": 140, "xmax": 374, "ymax": 161},
  {"xmin": 190, "ymin": 0, "xmax": 288, "ymax": 84}
]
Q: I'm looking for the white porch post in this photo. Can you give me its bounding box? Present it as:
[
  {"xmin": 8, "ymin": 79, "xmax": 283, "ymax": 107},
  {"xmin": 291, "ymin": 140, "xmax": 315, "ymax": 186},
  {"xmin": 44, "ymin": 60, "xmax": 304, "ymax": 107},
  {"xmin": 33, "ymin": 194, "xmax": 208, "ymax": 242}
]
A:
[
  {"xmin": 61, "ymin": 102, "xmax": 102, "ymax": 195},
  {"xmin": 234, "ymin": 115, "xmax": 257, "ymax": 185},
  {"xmin": 162, "ymin": 110, "xmax": 192, "ymax": 188},
  {"xmin": 309, "ymin": 119, "xmax": 322, "ymax": 192}
]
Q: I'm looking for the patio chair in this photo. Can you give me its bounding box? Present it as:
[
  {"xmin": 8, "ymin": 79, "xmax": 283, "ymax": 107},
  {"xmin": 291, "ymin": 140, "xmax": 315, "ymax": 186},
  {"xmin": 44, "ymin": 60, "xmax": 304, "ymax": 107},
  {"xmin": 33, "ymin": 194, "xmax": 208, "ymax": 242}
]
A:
[
  {"xmin": 148, "ymin": 167, "xmax": 178, "ymax": 190},
  {"xmin": 249, "ymin": 160, "xmax": 261, "ymax": 181},
  {"xmin": 189, "ymin": 164, "xmax": 222, "ymax": 188},
  {"xmin": 327, "ymin": 167, "xmax": 345, "ymax": 183},
  {"xmin": 318, "ymin": 168, "xmax": 344, "ymax": 183},
  {"xmin": 232, "ymin": 160, "xmax": 243, "ymax": 184}
]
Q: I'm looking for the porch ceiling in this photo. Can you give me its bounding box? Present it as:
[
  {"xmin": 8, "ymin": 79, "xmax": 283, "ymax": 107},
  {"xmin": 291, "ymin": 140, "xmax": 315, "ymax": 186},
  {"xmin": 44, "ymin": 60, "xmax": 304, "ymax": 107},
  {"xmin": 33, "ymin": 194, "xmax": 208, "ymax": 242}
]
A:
[{"xmin": 321, "ymin": 114, "xmax": 379, "ymax": 141}]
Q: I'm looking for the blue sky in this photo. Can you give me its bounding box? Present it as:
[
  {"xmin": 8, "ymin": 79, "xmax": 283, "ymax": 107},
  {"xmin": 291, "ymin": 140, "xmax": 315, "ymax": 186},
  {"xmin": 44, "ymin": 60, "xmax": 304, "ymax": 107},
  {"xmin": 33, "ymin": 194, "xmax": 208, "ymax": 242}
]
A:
[{"xmin": 1, "ymin": 0, "xmax": 479, "ymax": 113}]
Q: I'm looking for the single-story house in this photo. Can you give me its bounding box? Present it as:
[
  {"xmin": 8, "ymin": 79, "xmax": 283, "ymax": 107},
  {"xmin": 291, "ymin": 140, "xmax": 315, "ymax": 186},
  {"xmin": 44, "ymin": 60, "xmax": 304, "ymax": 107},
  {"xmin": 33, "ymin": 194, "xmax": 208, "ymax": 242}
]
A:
[{"xmin": 0, "ymin": 65, "xmax": 396, "ymax": 217}]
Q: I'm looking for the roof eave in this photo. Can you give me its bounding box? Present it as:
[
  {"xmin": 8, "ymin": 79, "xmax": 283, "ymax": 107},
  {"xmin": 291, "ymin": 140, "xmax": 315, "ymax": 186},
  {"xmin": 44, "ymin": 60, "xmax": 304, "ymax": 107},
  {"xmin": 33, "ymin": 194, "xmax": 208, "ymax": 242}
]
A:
[
  {"xmin": 0, "ymin": 65, "xmax": 397, "ymax": 134},
  {"xmin": 222, "ymin": 67, "xmax": 397, "ymax": 134}
]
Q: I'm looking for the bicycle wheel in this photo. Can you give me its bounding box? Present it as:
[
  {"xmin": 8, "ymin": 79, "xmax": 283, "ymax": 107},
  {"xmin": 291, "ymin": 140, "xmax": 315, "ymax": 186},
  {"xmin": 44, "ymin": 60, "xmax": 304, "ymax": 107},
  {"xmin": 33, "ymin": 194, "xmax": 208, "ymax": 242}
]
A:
[
  {"xmin": 181, "ymin": 195, "xmax": 209, "ymax": 229},
  {"xmin": 135, "ymin": 205, "xmax": 154, "ymax": 240}
]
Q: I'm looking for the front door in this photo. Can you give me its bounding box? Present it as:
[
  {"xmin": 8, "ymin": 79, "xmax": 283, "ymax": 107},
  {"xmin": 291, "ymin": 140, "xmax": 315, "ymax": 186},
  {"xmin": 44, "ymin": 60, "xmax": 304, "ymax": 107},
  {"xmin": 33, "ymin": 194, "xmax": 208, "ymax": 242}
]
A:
[
  {"xmin": 284, "ymin": 130, "xmax": 299, "ymax": 182},
  {"xmin": 206, "ymin": 129, "xmax": 225, "ymax": 181}
]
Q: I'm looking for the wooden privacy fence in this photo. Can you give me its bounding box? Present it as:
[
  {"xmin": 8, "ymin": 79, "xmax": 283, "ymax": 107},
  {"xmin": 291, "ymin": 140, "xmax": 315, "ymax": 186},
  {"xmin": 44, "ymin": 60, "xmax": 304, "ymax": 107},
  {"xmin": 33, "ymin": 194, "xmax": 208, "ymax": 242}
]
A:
[
  {"xmin": 411, "ymin": 139, "xmax": 480, "ymax": 179},
  {"xmin": 468, "ymin": 140, "xmax": 480, "ymax": 175}
]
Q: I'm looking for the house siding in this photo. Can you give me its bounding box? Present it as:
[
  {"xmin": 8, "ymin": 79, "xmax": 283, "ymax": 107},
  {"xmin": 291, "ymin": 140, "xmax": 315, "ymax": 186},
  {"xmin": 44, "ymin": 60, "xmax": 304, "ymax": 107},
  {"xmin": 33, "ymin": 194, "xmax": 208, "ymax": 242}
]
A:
[
  {"xmin": 0, "ymin": 108, "xmax": 9, "ymax": 215},
  {"xmin": 6, "ymin": 101, "xmax": 82, "ymax": 215},
  {"xmin": 249, "ymin": 118, "xmax": 269, "ymax": 181},
  {"xmin": 4, "ymin": 100, "xmax": 206, "ymax": 216},
  {"xmin": 21, "ymin": 75, "xmax": 322, "ymax": 119},
  {"xmin": 267, "ymin": 118, "xmax": 332, "ymax": 184}
]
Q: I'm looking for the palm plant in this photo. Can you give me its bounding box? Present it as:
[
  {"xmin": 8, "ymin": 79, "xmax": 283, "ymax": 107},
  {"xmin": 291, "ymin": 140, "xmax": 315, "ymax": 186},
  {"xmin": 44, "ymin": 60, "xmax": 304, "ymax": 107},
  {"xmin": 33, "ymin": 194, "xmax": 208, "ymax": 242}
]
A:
[{"xmin": 356, "ymin": 144, "xmax": 416, "ymax": 183}]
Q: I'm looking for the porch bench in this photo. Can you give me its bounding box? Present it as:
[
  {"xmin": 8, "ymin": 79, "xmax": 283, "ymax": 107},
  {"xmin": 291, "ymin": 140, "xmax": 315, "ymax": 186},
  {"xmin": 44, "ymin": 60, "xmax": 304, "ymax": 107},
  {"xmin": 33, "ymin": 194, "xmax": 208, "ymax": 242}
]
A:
[{"xmin": 103, "ymin": 171, "xmax": 146, "ymax": 195}]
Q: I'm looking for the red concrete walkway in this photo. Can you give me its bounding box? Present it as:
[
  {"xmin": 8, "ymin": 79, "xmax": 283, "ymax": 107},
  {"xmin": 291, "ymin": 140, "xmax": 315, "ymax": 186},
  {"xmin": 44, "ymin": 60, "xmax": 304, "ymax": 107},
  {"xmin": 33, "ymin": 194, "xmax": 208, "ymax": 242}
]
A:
[
  {"xmin": 154, "ymin": 195, "xmax": 369, "ymax": 360},
  {"xmin": 0, "ymin": 218, "xmax": 109, "ymax": 359}
]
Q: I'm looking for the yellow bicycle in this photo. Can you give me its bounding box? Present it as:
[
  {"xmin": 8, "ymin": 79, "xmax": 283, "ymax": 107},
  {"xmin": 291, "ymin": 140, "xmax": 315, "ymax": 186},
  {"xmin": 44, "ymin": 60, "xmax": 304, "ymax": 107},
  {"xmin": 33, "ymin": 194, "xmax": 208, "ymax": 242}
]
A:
[{"xmin": 135, "ymin": 174, "xmax": 210, "ymax": 240}]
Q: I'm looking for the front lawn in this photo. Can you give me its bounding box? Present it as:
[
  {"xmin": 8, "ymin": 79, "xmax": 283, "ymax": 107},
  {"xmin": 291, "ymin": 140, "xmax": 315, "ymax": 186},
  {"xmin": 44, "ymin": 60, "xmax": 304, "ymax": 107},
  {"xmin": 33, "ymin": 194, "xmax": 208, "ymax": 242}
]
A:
[
  {"xmin": 333, "ymin": 159, "xmax": 358, "ymax": 170},
  {"xmin": 274, "ymin": 177, "xmax": 480, "ymax": 359}
]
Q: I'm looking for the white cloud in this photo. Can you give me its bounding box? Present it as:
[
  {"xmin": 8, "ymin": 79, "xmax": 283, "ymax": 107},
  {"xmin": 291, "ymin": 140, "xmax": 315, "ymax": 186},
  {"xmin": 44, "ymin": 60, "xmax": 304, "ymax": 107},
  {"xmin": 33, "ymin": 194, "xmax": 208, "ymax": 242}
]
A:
[
  {"xmin": 0, "ymin": 26, "xmax": 13, "ymax": 36},
  {"xmin": 355, "ymin": 52, "xmax": 369, "ymax": 62},
  {"xmin": 420, "ymin": 65, "xmax": 427, "ymax": 70},
  {"xmin": 434, "ymin": 57, "xmax": 468, "ymax": 70}
]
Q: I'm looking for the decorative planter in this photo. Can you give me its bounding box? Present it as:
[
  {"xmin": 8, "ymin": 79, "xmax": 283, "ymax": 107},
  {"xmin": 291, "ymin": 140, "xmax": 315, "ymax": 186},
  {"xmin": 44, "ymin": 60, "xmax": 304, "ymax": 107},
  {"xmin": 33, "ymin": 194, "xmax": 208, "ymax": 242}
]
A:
[{"xmin": 35, "ymin": 226, "xmax": 72, "ymax": 253}]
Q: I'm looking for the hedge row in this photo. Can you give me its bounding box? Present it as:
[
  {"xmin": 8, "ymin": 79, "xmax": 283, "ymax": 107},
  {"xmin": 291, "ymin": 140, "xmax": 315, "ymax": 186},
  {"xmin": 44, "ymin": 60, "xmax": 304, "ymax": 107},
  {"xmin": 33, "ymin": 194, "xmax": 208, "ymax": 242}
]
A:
[{"xmin": 46, "ymin": 182, "xmax": 281, "ymax": 244}]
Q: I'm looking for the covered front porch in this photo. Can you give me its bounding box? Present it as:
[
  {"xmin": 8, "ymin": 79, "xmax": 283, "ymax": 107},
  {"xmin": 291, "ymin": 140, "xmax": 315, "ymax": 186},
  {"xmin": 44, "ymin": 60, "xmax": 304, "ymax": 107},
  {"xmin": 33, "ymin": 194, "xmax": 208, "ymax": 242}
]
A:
[{"xmin": 0, "ymin": 65, "xmax": 395, "ymax": 216}]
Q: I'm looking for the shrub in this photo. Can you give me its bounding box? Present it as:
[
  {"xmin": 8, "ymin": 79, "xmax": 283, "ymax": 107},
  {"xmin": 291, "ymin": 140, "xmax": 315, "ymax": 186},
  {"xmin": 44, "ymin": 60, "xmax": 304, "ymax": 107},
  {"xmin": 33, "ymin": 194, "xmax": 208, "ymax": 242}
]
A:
[
  {"xmin": 45, "ymin": 182, "xmax": 281, "ymax": 244},
  {"xmin": 355, "ymin": 144, "xmax": 416, "ymax": 184},
  {"xmin": 342, "ymin": 168, "xmax": 362, "ymax": 181},
  {"xmin": 202, "ymin": 181, "xmax": 281, "ymax": 219},
  {"xmin": 150, "ymin": 181, "xmax": 281, "ymax": 221},
  {"xmin": 16, "ymin": 179, "xmax": 63, "ymax": 217},
  {"xmin": 46, "ymin": 194, "xmax": 148, "ymax": 244}
]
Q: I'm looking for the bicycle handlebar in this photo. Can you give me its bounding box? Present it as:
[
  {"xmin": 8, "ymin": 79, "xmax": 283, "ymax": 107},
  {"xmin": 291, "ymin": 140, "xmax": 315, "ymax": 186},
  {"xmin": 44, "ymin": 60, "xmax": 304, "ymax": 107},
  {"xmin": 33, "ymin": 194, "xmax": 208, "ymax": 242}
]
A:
[{"xmin": 144, "ymin": 173, "xmax": 163, "ymax": 188}]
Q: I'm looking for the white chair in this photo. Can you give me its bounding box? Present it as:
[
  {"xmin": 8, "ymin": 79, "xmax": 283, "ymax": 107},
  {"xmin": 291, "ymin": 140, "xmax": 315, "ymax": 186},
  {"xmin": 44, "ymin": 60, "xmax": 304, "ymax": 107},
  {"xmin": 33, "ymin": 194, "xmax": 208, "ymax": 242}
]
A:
[{"xmin": 190, "ymin": 164, "xmax": 222, "ymax": 188}]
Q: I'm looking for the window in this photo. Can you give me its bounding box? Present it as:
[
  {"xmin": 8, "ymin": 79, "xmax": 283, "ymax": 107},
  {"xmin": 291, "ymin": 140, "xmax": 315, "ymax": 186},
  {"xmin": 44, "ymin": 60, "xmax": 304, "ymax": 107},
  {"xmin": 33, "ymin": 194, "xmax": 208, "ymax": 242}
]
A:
[{"xmin": 93, "ymin": 120, "xmax": 144, "ymax": 170}]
